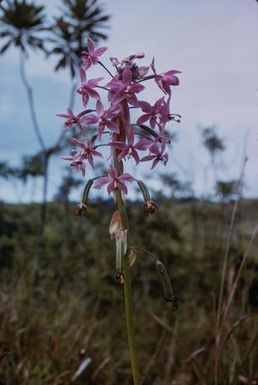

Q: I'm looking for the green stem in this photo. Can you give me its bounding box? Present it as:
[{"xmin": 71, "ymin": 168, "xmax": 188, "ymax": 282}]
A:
[{"xmin": 114, "ymin": 189, "xmax": 141, "ymax": 385}]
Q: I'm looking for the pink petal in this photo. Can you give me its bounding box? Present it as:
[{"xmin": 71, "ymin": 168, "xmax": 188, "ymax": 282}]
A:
[
  {"xmin": 134, "ymin": 139, "xmax": 151, "ymax": 151},
  {"xmin": 149, "ymin": 143, "xmax": 160, "ymax": 154},
  {"xmin": 131, "ymin": 83, "xmax": 145, "ymax": 93},
  {"xmin": 91, "ymin": 149, "xmax": 103, "ymax": 158},
  {"xmin": 150, "ymin": 159, "xmax": 158, "ymax": 169},
  {"xmin": 108, "ymin": 165, "xmax": 117, "ymax": 179},
  {"xmin": 140, "ymin": 101, "xmax": 152, "ymax": 113},
  {"xmin": 119, "ymin": 173, "xmax": 135, "ymax": 182},
  {"xmin": 141, "ymin": 154, "xmax": 155, "ymax": 162},
  {"xmin": 107, "ymin": 181, "xmax": 114, "ymax": 195},
  {"xmin": 96, "ymin": 100, "xmax": 104, "ymax": 116},
  {"xmin": 84, "ymin": 114, "xmax": 98, "ymax": 124},
  {"xmin": 126, "ymin": 93, "xmax": 138, "ymax": 106},
  {"xmin": 93, "ymin": 176, "xmax": 110, "ymax": 189},
  {"xmin": 116, "ymin": 180, "xmax": 128, "ymax": 194},
  {"xmin": 131, "ymin": 148, "xmax": 140, "ymax": 163},
  {"xmin": 56, "ymin": 113, "xmax": 69, "ymax": 118},
  {"xmin": 150, "ymin": 117, "xmax": 156, "ymax": 129},
  {"xmin": 122, "ymin": 67, "xmax": 132, "ymax": 85},
  {"xmin": 87, "ymin": 154, "xmax": 94, "ymax": 169},
  {"xmin": 166, "ymin": 70, "xmax": 181, "ymax": 75},
  {"xmin": 80, "ymin": 68, "xmax": 86, "ymax": 83},
  {"xmin": 106, "ymin": 120, "xmax": 120, "ymax": 133},
  {"xmin": 95, "ymin": 47, "xmax": 108, "ymax": 57},
  {"xmin": 88, "ymin": 89, "xmax": 100, "ymax": 99},
  {"xmin": 137, "ymin": 114, "xmax": 149, "ymax": 125},
  {"xmin": 88, "ymin": 77, "xmax": 103, "ymax": 87},
  {"xmin": 70, "ymin": 137, "xmax": 84, "ymax": 148},
  {"xmin": 110, "ymin": 57, "xmax": 119, "ymax": 66},
  {"xmin": 87, "ymin": 38, "xmax": 94, "ymax": 55},
  {"xmin": 67, "ymin": 108, "xmax": 74, "ymax": 116},
  {"xmin": 112, "ymin": 90, "xmax": 126, "ymax": 104}
]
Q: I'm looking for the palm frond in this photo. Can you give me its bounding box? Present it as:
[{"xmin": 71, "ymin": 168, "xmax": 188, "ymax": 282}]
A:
[{"xmin": 0, "ymin": 0, "xmax": 46, "ymax": 54}]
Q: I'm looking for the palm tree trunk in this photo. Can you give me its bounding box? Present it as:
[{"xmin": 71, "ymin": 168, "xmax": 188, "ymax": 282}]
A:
[{"xmin": 19, "ymin": 50, "xmax": 48, "ymax": 287}]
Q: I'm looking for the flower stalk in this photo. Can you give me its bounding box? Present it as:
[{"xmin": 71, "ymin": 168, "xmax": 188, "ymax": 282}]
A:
[
  {"xmin": 114, "ymin": 179, "xmax": 140, "ymax": 385},
  {"xmin": 57, "ymin": 38, "xmax": 181, "ymax": 384}
]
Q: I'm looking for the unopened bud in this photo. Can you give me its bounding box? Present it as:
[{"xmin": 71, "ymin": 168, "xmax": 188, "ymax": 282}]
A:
[
  {"xmin": 137, "ymin": 66, "xmax": 149, "ymax": 78},
  {"xmin": 110, "ymin": 56, "xmax": 119, "ymax": 66},
  {"xmin": 129, "ymin": 52, "xmax": 145, "ymax": 60},
  {"xmin": 76, "ymin": 202, "xmax": 88, "ymax": 216},
  {"xmin": 109, "ymin": 210, "xmax": 122, "ymax": 239},
  {"xmin": 115, "ymin": 273, "xmax": 125, "ymax": 285},
  {"xmin": 134, "ymin": 52, "xmax": 145, "ymax": 59},
  {"xmin": 143, "ymin": 200, "xmax": 158, "ymax": 215}
]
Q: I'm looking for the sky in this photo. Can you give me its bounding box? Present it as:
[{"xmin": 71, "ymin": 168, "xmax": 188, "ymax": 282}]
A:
[{"xmin": 0, "ymin": 0, "xmax": 257, "ymax": 202}]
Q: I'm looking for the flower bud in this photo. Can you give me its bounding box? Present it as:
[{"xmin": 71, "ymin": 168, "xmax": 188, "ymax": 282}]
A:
[
  {"xmin": 129, "ymin": 52, "xmax": 145, "ymax": 60},
  {"xmin": 115, "ymin": 273, "xmax": 125, "ymax": 285},
  {"xmin": 134, "ymin": 52, "xmax": 145, "ymax": 59},
  {"xmin": 76, "ymin": 202, "xmax": 88, "ymax": 216},
  {"xmin": 110, "ymin": 57, "xmax": 119, "ymax": 66},
  {"xmin": 143, "ymin": 200, "xmax": 158, "ymax": 215},
  {"xmin": 109, "ymin": 210, "xmax": 122, "ymax": 239}
]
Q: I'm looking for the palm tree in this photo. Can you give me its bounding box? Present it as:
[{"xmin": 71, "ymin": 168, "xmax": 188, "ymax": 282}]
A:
[
  {"xmin": 0, "ymin": 0, "xmax": 46, "ymax": 54},
  {"xmin": 48, "ymin": 0, "xmax": 109, "ymax": 78},
  {"xmin": 0, "ymin": 0, "xmax": 49, "ymax": 286},
  {"xmin": 0, "ymin": 0, "xmax": 109, "ymax": 285}
]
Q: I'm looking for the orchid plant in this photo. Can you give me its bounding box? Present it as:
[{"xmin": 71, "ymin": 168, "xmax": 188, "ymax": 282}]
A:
[{"xmin": 57, "ymin": 39, "xmax": 180, "ymax": 385}]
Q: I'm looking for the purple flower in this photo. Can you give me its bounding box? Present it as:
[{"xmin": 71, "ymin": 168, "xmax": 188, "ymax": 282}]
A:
[
  {"xmin": 154, "ymin": 128, "xmax": 171, "ymax": 145},
  {"xmin": 107, "ymin": 67, "xmax": 145, "ymax": 105},
  {"xmin": 137, "ymin": 97, "xmax": 164, "ymax": 129},
  {"xmin": 151, "ymin": 58, "xmax": 180, "ymax": 94},
  {"xmin": 77, "ymin": 68, "xmax": 103, "ymax": 106},
  {"xmin": 62, "ymin": 152, "xmax": 86, "ymax": 176},
  {"xmin": 82, "ymin": 39, "xmax": 108, "ymax": 70},
  {"xmin": 83, "ymin": 100, "xmax": 120, "ymax": 137},
  {"xmin": 141, "ymin": 141, "xmax": 168, "ymax": 169},
  {"xmin": 111, "ymin": 126, "xmax": 151, "ymax": 164},
  {"xmin": 56, "ymin": 109, "xmax": 86, "ymax": 132},
  {"xmin": 70, "ymin": 137, "xmax": 103, "ymax": 169},
  {"xmin": 93, "ymin": 165, "xmax": 135, "ymax": 194},
  {"xmin": 158, "ymin": 98, "xmax": 182, "ymax": 127}
]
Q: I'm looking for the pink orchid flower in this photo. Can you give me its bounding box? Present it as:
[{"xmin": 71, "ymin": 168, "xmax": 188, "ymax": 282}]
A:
[
  {"xmin": 158, "ymin": 98, "xmax": 182, "ymax": 127},
  {"xmin": 137, "ymin": 97, "xmax": 165, "ymax": 129},
  {"xmin": 107, "ymin": 67, "xmax": 145, "ymax": 105},
  {"xmin": 82, "ymin": 38, "xmax": 108, "ymax": 70},
  {"xmin": 70, "ymin": 137, "xmax": 103, "ymax": 169},
  {"xmin": 93, "ymin": 165, "xmax": 135, "ymax": 194},
  {"xmin": 141, "ymin": 141, "xmax": 168, "ymax": 169},
  {"xmin": 62, "ymin": 151, "xmax": 86, "ymax": 176},
  {"xmin": 154, "ymin": 127, "xmax": 171, "ymax": 145},
  {"xmin": 83, "ymin": 100, "xmax": 120, "ymax": 137},
  {"xmin": 111, "ymin": 126, "xmax": 151, "ymax": 164},
  {"xmin": 151, "ymin": 58, "xmax": 181, "ymax": 94},
  {"xmin": 56, "ymin": 109, "xmax": 86, "ymax": 132},
  {"xmin": 77, "ymin": 68, "xmax": 103, "ymax": 106}
]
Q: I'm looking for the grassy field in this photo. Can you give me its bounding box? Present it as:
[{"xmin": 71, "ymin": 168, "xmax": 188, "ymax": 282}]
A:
[{"xmin": 0, "ymin": 198, "xmax": 257, "ymax": 385}]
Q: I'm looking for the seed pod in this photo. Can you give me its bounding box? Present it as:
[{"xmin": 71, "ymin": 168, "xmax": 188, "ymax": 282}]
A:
[{"xmin": 156, "ymin": 260, "xmax": 178, "ymax": 311}]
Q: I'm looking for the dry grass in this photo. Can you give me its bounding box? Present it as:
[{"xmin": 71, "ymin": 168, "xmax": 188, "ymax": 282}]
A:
[{"xmin": 0, "ymin": 199, "xmax": 257, "ymax": 384}]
